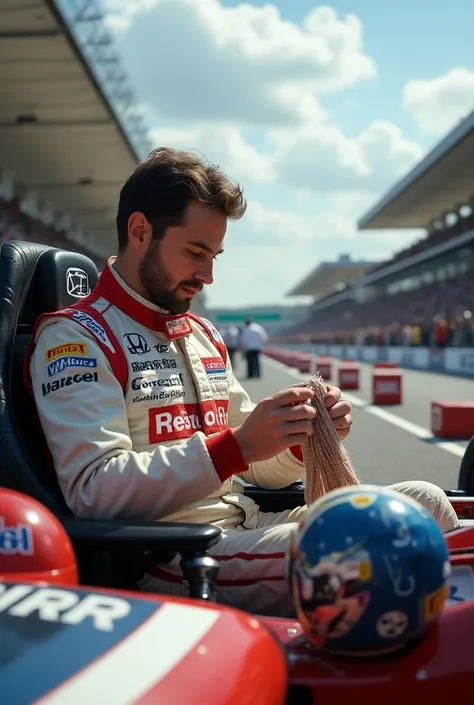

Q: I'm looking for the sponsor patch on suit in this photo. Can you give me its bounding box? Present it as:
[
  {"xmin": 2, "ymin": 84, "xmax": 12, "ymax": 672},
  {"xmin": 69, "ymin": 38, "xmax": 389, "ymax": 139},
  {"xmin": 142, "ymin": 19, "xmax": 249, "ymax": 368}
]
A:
[
  {"xmin": 47, "ymin": 356, "xmax": 97, "ymax": 378},
  {"xmin": 149, "ymin": 400, "xmax": 229, "ymax": 442},
  {"xmin": 201, "ymin": 357, "xmax": 227, "ymax": 382},
  {"xmin": 45, "ymin": 342, "xmax": 87, "ymax": 362}
]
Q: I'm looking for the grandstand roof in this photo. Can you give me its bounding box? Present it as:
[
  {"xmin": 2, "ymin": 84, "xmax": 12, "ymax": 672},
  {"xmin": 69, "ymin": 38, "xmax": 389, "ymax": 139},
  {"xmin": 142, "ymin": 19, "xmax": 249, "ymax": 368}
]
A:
[
  {"xmin": 358, "ymin": 109, "xmax": 474, "ymax": 230},
  {"xmin": 0, "ymin": 0, "xmax": 148, "ymax": 256},
  {"xmin": 286, "ymin": 254, "xmax": 375, "ymax": 298}
]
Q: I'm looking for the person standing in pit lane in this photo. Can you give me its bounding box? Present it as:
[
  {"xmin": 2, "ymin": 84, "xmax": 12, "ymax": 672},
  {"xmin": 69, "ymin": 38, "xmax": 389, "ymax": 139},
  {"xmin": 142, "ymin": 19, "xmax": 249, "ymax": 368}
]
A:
[
  {"xmin": 222, "ymin": 325, "xmax": 240, "ymax": 367},
  {"xmin": 239, "ymin": 319, "xmax": 268, "ymax": 379}
]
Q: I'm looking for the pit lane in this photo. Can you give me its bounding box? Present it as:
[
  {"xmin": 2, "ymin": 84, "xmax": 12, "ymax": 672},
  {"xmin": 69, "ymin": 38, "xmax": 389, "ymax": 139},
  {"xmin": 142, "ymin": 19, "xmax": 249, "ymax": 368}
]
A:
[{"xmin": 234, "ymin": 355, "xmax": 472, "ymax": 491}]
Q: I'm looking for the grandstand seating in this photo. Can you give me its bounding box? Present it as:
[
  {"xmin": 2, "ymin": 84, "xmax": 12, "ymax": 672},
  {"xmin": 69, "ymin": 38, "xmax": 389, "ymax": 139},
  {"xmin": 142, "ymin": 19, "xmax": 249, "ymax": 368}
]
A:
[
  {"xmin": 280, "ymin": 206, "xmax": 474, "ymax": 348},
  {"xmin": 368, "ymin": 214, "xmax": 474, "ymax": 275},
  {"xmin": 0, "ymin": 196, "xmax": 106, "ymax": 269},
  {"xmin": 283, "ymin": 270, "xmax": 474, "ymax": 346}
]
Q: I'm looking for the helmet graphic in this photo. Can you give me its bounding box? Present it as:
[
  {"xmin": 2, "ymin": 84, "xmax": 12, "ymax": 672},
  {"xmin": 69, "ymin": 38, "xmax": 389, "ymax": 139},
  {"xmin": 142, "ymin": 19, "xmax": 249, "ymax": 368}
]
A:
[{"xmin": 288, "ymin": 484, "xmax": 450, "ymax": 656}]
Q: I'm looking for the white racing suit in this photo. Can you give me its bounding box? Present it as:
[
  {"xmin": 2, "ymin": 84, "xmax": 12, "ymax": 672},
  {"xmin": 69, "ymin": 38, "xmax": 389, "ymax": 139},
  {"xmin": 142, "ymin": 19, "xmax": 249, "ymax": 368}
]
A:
[{"xmin": 27, "ymin": 258, "xmax": 461, "ymax": 616}]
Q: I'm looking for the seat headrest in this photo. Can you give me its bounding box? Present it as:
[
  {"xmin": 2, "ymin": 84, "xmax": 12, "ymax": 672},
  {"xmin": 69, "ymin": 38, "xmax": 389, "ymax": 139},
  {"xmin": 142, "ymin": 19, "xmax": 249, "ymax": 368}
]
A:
[
  {"xmin": 30, "ymin": 247, "xmax": 99, "ymax": 318},
  {"xmin": 0, "ymin": 240, "xmax": 100, "ymax": 328}
]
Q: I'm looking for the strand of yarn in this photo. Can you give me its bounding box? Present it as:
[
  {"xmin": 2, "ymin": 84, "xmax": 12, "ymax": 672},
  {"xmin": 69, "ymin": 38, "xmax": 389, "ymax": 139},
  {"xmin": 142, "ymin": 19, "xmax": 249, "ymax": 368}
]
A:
[{"xmin": 291, "ymin": 374, "xmax": 359, "ymax": 505}]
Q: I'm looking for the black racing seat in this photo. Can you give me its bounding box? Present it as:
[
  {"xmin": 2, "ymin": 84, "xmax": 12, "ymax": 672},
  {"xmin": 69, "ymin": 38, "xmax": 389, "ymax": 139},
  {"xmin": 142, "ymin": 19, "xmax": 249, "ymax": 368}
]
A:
[
  {"xmin": 0, "ymin": 240, "xmax": 221, "ymax": 598},
  {"xmin": 0, "ymin": 239, "xmax": 98, "ymax": 511}
]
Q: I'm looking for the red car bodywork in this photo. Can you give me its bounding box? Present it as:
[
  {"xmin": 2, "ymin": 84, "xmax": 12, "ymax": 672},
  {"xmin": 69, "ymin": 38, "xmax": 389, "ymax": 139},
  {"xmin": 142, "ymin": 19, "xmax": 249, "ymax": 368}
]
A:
[
  {"xmin": 2, "ymin": 505, "xmax": 474, "ymax": 705},
  {"xmin": 0, "ymin": 580, "xmax": 287, "ymax": 705}
]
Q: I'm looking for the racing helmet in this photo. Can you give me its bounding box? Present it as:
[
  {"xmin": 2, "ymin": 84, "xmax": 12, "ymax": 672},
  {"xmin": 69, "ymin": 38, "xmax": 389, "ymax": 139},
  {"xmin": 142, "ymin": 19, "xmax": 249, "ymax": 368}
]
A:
[
  {"xmin": 0, "ymin": 489, "xmax": 78, "ymax": 586},
  {"xmin": 288, "ymin": 484, "xmax": 450, "ymax": 656}
]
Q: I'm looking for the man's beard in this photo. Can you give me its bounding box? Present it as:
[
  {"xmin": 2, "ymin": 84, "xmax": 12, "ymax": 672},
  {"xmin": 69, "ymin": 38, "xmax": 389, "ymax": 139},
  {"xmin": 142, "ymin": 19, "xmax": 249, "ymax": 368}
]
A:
[{"xmin": 139, "ymin": 241, "xmax": 202, "ymax": 315}]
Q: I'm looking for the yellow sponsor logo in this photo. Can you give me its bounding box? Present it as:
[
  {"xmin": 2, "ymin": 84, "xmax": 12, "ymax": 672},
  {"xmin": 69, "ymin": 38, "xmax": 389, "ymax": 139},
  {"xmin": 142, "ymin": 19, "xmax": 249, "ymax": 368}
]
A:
[
  {"xmin": 350, "ymin": 494, "xmax": 376, "ymax": 508},
  {"xmin": 45, "ymin": 342, "xmax": 88, "ymax": 362},
  {"xmin": 359, "ymin": 560, "xmax": 372, "ymax": 582},
  {"xmin": 424, "ymin": 584, "xmax": 448, "ymax": 621}
]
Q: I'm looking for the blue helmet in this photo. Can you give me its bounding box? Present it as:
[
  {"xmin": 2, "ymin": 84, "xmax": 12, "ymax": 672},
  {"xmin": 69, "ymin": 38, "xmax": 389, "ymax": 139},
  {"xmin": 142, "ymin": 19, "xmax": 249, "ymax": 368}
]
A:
[{"xmin": 288, "ymin": 484, "xmax": 450, "ymax": 656}]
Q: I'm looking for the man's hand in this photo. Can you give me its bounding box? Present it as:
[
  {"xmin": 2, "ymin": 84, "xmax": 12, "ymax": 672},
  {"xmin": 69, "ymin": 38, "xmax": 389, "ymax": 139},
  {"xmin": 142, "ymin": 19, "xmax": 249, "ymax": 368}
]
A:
[
  {"xmin": 233, "ymin": 387, "xmax": 316, "ymax": 464},
  {"xmin": 325, "ymin": 385, "xmax": 353, "ymax": 440}
]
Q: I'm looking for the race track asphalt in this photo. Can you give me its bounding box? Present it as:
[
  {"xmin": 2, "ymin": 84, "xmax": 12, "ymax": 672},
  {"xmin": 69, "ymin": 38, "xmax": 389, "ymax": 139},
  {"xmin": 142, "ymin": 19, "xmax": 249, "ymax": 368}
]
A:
[{"xmin": 232, "ymin": 354, "xmax": 474, "ymax": 492}]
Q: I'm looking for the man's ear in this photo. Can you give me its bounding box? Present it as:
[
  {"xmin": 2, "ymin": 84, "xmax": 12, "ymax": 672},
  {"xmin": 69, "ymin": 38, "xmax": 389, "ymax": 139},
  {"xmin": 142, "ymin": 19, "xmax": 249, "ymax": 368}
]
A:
[{"xmin": 127, "ymin": 212, "xmax": 152, "ymax": 252}]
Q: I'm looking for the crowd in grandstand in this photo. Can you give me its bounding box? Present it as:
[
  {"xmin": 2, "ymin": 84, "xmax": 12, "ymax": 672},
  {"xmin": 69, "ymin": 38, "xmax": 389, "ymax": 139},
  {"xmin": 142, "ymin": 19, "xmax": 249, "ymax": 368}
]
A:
[
  {"xmin": 368, "ymin": 209, "xmax": 474, "ymax": 275},
  {"xmin": 0, "ymin": 195, "xmax": 106, "ymax": 270},
  {"xmin": 283, "ymin": 215, "xmax": 474, "ymax": 348},
  {"xmin": 283, "ymin": 274, "xmax": 474, "ymax": 348}
]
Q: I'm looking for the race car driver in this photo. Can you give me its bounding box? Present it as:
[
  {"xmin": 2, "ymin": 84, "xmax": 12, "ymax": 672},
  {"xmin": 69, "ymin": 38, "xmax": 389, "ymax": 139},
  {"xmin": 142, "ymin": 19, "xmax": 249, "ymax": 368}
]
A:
[{"xmin": 27, "ymin": 147, "xmax": 461, "ymax": 616}]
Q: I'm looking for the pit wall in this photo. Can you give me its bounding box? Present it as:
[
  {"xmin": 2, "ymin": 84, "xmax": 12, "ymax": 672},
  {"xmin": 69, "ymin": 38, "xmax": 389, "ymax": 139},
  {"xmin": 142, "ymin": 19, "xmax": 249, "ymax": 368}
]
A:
[{"xmin": 276, "ymin": 344, "xmax": 474, "ymax": 378}]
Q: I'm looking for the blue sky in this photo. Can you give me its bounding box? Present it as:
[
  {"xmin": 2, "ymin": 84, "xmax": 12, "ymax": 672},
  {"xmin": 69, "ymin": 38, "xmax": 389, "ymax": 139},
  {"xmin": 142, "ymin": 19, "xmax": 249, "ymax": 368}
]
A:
[{"xmin": 102, "ymin": 0, "xmax": 474, "ymax": 308}]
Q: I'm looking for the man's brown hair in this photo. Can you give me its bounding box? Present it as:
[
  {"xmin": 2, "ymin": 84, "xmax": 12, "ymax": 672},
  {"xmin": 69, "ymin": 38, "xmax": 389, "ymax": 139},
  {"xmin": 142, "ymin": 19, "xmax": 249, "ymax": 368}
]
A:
[{"xmin": 116, "ymin": 147, "xmax": 247, "ymax": 250}]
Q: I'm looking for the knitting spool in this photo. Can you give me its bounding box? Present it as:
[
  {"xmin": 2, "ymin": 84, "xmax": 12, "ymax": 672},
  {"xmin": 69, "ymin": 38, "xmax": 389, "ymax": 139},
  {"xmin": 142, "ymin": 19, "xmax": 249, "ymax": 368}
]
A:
[{"xmin": 294, "ymin": 375, "xmax": 359, "ymax": 504}]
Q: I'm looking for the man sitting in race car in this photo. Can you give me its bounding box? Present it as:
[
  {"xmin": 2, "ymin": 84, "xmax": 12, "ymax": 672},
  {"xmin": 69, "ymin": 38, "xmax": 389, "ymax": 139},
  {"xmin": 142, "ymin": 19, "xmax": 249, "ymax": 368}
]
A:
[{"xmin": 26, "ymin": 147, "xmax": 461, "ymax": 617}]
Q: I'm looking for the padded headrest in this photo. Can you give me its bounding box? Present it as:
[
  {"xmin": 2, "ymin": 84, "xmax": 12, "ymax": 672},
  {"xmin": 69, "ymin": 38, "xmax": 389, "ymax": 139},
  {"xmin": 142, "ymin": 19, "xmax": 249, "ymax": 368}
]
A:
[
  {"xmin": 29, "ymin": 247, "xmax": 99, "ymax": 318},
  {"xmin": 0, "ymin": 240, "xmax": 99, "ymax": 329}
]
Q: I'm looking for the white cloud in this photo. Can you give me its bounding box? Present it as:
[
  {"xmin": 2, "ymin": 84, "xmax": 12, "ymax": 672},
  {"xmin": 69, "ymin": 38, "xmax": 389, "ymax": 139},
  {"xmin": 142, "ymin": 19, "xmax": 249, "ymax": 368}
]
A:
[
  {"xmin": 236, "ymin": 200, "xmax": 355, "ymax": 246},
  {"xmin": 105, "ymin": 1, "xmax": 418, "ymax": 199},
  {"xmin": 149, "ymin": 125, "xmax": 274, "ymax": 184},
  {"xmin": 209, "ymin": 204, "xmax": 355, "ymax": 306},
  {"xmin": 403, "ymin": 68, "xmax": 474, "ymax": 134},
  {"xmin": 104, "ymin": 0, "xmax": 376, "ymax": 126},
  {"xmin": 274, "ymin": 120, "xmax": 423, "ymax": 193},
  {"xmin": 148, "ymin": 119, "xmax": 422, "ymax": 197},
  {"xmin": 207, "ymin": 201, "xmax": 424, "ymax": 307},
  {"xmin": 99, "ymin": 0, "xmax": 431, "ymax": 307},
  {"xmin": 234, "ymin": 199, "xmax": 423, "ymax": 254}
]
